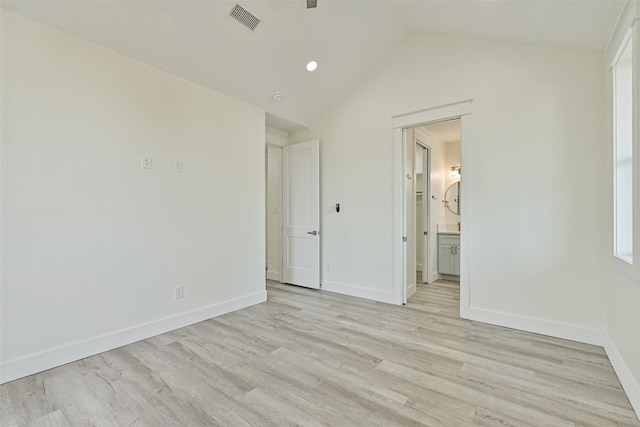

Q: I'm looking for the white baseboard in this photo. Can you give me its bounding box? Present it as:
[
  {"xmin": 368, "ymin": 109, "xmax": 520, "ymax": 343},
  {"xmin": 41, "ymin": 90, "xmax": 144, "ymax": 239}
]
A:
[
  {"xmin": 321, "ymin": 280, "xmax": 397, "ymax": 304},
  {"xmin": 0, "ymin": 290, "xmax": 267, "ymax": 384},
  {"xmin": 266, "ymin": 270, "xmax": 281, "ymax": 281},
  {"xmin": 407, "ymin": 283, "xmax": 417, "ymax": 298},
  {"xmin": 466, "ymin": 307, "xmax": 604, "ymax": 346},
  {"xmin": 465, "ymin": 307, "xmax": 638, "ymax": 419},
  {"xmin": 430, "ymin": 271, "xmax": 439, "ymax": 283},
  {"xmin": 603, "ymin": 334, "xmax": 640, "ymax": 417}
]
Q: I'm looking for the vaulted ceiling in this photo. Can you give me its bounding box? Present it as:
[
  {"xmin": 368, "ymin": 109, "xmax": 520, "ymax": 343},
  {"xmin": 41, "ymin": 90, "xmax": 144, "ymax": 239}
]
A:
[{"xmin": 1, "ymin": 0, "xmax": 626, "ymax": 132}]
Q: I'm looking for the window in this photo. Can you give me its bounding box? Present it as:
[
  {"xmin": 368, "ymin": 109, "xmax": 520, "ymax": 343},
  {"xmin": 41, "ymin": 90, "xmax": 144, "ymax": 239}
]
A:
[{"xmin": 613, "ymin": 35, "xmax": 633, "ymax": 264}]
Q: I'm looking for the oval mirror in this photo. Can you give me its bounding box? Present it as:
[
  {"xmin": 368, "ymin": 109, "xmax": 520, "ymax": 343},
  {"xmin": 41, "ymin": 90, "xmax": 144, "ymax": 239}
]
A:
[{"xmin": 444, "ymin": 182, "xmax": 460, "ymax": 215}]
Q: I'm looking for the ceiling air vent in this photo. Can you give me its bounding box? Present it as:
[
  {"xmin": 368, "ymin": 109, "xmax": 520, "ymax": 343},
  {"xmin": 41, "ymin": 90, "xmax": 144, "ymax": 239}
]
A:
[{"xmin": 229, "ymin": 4, "xmax": 261, "ymax": 32}]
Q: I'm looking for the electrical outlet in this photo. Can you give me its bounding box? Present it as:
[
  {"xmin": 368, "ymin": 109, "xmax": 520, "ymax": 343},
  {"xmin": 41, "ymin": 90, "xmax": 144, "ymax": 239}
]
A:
[
  {"xmin": 174, "ymin": 286, "xmax": 183, "ymax": 299},
  {"xmin": 174, "ymin": 160, "xmax": 183, "ymax": 173},
  {"xmin": 326, "ymin": 261, "xmax": 332, "ymax": 271},
  {"xmin": 141, "ymin": 155, "xmax": 152, "ymax": 169}
]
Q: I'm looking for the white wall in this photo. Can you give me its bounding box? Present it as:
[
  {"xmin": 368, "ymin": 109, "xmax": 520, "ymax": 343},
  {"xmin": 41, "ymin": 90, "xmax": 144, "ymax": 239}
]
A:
[
  {"xmin": 603, "ymin": 0, "xmax": 640, "ymax": 415},
  {"xmin": 443, "ymin": 141, "xmax": 461, "ymax": 225},
  {"xmin": 292, "ymin": 33, "xmax": 606, "ymax": 329},
  {"xmin": 0, "ymin": 12, "xmax": 266, "ymax": 381},
  {"xmin": 266, "ymin": 145, "xmax": 283, "ymax": 281}
]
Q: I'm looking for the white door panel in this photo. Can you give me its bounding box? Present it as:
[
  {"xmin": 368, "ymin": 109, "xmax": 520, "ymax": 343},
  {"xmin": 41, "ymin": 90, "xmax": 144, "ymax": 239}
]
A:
[
  {"xmin": 420, "ymin": 145, "xmax": 430, "ymax": 284},
  {"xmin": 283, "ymin": 140, "xmax": 320, "ymax": 289}
]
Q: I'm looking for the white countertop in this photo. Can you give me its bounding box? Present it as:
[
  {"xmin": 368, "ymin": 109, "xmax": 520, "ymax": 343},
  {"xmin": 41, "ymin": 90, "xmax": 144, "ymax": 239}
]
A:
[{"xmin": 437, "ymin": 224, "xmax": 460, "ymax": 235}]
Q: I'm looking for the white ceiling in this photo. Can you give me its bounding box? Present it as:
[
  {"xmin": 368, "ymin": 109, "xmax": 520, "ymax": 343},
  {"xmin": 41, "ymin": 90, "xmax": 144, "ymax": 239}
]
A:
[{"xmin": 1, "ymin": 0, "xmax": 626, "ymax": 133}]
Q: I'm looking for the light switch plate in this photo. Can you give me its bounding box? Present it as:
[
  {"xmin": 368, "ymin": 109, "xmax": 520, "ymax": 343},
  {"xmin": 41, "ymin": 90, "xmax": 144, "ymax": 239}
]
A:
[
  {"xmin": 174, "ymin": 160, "xmax": 183, "ymax": 173},
  {"xmin": 141, "ymin": 155, "xmax": 152, "ymax": 169},
  {"xmin": 174, "ymin": 286, "xmax": 183, "ymax": 299}
]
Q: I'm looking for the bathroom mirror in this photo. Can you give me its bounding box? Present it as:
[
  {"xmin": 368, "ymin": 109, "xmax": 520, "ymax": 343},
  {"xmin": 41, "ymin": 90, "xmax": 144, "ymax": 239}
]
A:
[{"xmin": 444, "ymin": 181, "xmax": 460, "ymax": 215}]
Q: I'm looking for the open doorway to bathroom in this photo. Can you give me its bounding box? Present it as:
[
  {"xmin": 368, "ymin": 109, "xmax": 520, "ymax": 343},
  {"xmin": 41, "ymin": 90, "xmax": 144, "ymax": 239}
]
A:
[
  {"xmin": 401, "ymin": 119, "xmax": 462, "ymax": 301},
  {"xmin": 392, "ymin": 100, "xmax": 471, "ymax": 310},
  {"xmin": 416, "ymin": 120, "xmax": 461, "ymax": 287}
]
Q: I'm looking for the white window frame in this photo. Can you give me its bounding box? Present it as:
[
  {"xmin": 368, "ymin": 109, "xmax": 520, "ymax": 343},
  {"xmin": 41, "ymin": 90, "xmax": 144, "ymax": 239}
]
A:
[{"xmin": 611, "ymin": 21, "xmax": 639, "ymax": 279}]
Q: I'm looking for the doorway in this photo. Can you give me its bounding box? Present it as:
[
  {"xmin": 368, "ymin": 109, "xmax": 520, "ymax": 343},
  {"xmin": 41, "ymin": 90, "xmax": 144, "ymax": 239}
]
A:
[
  {"xmin": 281, "ymin": 140, "xmax": 320, "ymax": 289},
  {"xmin": 392, "ymin": 100, "xmax": 472, "ymax": 318},
  {"xmin": 419, "ymin": 120, "xmax": 462, "ymax": 286},
  {"xmin": 265, "ymin": 137, "xmax": 321, "ymax": 290}
]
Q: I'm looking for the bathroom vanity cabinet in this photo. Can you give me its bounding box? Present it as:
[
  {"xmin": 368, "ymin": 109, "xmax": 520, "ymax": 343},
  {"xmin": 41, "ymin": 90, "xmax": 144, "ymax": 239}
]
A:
[{"xmin": 438, "ymin": 233, "xmax": 460, "ymax": 276}]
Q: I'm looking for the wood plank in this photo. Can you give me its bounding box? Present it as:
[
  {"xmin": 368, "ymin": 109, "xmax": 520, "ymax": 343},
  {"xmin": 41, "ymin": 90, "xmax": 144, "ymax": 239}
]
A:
[{"xmin": 1, "ymin": 280, "xmax": 637, "ymax": 426}]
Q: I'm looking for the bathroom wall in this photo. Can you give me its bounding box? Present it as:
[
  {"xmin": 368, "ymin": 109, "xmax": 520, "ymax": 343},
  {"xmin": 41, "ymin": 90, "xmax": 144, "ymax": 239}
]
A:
[{"xmin": 444, "ymin": 141, "xmax": 461, "ymax": 225}]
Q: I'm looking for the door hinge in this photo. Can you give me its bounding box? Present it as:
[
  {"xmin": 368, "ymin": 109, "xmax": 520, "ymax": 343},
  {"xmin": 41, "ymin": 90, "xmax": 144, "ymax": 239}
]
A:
[
  {"xmin": 403, "ymin": 236, "xmax": 408, "ymax": 242},
  {"xmin": 423, "ymin": 231, "xmax": 428, "ymax": 236}
]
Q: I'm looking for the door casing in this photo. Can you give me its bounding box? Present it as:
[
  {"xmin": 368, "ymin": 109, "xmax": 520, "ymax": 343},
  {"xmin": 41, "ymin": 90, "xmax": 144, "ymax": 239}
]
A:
[{"xmin": 393, "ymin": 100, "xmax": 472, "ymax": 316}]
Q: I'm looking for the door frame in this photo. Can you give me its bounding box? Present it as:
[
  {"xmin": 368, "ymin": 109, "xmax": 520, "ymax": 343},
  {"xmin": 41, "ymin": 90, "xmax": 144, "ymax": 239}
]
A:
[{"xmin": 392, "ymin": 100, "xmax": 472, "ymax": 318}]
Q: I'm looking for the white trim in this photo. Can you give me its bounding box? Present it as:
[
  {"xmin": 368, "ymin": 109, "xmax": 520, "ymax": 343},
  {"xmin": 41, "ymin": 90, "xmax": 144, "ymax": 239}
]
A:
[
  {"xmin": 611, "ymin": 28, "xmax": 633, "ymax": 69},
  {"xmin": 407, "ymin": 283, "xmax": 417, "ymax": 299},
  {"xmin": 459, "ymin": 114, "xmax": 471, "ymax": 319},
  {"xmin": 467, "ymin": 307, "xmax": 604, "ymax": 346},
  {"xmin": 415, "ymin": 126, "xmax": 443, "ymax": 145},
  {"xmin": 266, "ymin": 127, "xmax": 289, "ymax": 147},
  {"xmin": 603, "ymin": 334, "xmax": 640, "ymax": 417},
  {"xmin": 392, "ymin": 99, "xmax": 473, "ymax": 129},
  {"xmin": 266, "ymin": 270, "xmax": 281, "ymax": 281},
  {"xmin": 0, "ymin": 291, "xmax": 267, "ymax": 384},
  {"xmin": 322, "ymin": 280, "xmax": 397, "ymax": 304},
  {"xmin": 430, "ymin": 271, "xmax": 439, "ymax": 283},
  {"xmin": 469, "ymin": 306, "xmax": 640, "ymax": 417},
  {"xmin": 413, "ymin": 128, "xmax": 432, "ymax": 145},
  {"xmin": 611, "ymin": 14, "xmax": 640, "ymax": 280},
  {"xmin": 393, "ymin": 127, "xmax": 405, "ymax": 305},
  {"xmin": 393, "ymin": 100, "xmax": 472, "ymax": 308},
  {"xmin": 605, "ymin": 0, "xmax": 638, "ymax": 64}
]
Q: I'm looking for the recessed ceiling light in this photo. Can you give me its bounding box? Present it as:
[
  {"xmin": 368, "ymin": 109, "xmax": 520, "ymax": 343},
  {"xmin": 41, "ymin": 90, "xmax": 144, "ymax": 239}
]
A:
[{"xmin": 306, "ymin": 61, "xmax": 318, "ymax": 72}]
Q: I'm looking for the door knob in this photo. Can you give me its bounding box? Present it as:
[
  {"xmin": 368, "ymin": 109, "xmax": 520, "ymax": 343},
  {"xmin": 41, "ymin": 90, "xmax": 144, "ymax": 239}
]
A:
[{"xmin": 307, "ymin": 231, "xmax": 318, "ymax": 235}]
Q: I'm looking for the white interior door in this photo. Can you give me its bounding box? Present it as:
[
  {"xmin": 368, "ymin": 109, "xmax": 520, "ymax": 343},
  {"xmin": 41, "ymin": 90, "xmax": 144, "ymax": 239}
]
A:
[
  {"xmin": 421, "ymin": 145, "xmax": 430, "ymax": 283},
  {"xmin": 282, "ymin": 140, "xmax": 320, "ymax": 289}
]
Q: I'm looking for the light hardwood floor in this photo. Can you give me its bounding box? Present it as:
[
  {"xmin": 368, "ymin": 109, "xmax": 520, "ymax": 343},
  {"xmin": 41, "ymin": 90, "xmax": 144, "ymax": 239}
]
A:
[{"xmin": 2, "ymin": 280, "xmax": 638, "ymax": 426}]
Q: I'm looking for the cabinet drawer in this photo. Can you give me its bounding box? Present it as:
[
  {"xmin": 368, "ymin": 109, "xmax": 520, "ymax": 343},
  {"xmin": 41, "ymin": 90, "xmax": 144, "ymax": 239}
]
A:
[{"xmin": 438, "ymin": 235, "xmax": 460, "ymax": 246}]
